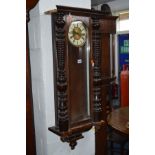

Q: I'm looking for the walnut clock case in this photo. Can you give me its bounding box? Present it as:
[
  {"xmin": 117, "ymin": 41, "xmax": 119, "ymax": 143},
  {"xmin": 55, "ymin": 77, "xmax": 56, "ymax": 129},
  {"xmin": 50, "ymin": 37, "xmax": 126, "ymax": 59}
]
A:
[{"xmin": 45, "ymin": 5, "xmax": 117, "ymax": 150}]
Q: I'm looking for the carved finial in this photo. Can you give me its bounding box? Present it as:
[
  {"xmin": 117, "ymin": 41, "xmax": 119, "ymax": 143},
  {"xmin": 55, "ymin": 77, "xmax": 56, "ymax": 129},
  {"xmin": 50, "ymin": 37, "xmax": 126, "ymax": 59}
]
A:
[
  {"xmin": 70, "ymin": 141, "xmax": 77, "ymax": 150},
  {"xmin": 101, "ymin": 4, "xmax": 112, "ymax": 16},
  {"xmin": 56, "ymin": 12, "xmax": 65, "ymax": 28}
]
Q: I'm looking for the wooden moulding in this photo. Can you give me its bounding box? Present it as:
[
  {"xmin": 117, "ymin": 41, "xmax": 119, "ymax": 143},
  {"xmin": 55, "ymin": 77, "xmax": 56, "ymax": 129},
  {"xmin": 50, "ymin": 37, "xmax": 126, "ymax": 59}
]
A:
[
  {"xmin": 49, "ymin": 122, "xmax": 92, "ymax": 137},
  {"xmin": 48, "ymin": 122, "xmax": 93, "ymax": 150},
  {"xmin": 45, "ymin": 5, "xmax": 118, "ymax": 20},
  {"xmin": 48, "ymin": 120, "xmax": 105, "ymax": 149},
  {"xmin": 55, "ymin": 12, "xmax": 69, "ymax": 132},
  {"xmin": 49, "ymin": 120, "xmax": 105, "ymax": 135},
  {"xmin": 92, "ymin": 15, "xmax": 103, "ymax": 122}
]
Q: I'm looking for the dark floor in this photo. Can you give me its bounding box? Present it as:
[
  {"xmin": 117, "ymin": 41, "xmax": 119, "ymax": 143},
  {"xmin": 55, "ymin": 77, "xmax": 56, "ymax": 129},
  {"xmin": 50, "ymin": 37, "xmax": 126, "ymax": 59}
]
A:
[
  {"xmin": 107, "ymin": 140, "xmax": 129, "ymax": 155},
  {"xmin": 107, "ymin": 98, "xmax": 129, "ymax": 155}
]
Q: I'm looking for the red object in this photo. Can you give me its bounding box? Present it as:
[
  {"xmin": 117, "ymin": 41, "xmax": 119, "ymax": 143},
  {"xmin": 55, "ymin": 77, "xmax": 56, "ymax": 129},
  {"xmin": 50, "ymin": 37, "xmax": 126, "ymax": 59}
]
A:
[{"xmin": 120, "ymin": 65, "xmax": 129, "ymax": 107}]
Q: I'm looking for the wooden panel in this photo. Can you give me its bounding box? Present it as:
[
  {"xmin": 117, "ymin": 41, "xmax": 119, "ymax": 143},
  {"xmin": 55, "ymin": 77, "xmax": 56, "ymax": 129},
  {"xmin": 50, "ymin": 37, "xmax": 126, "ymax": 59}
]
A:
[
  {"xmin": 68, "ymin": 43, "xmax": 89, "ymax": 125},
  {"xmin": 66, "ymin": 17, "xmax": 91, "ymax": 127},
  {"xmin": 101, "ymin": 34, "xmax": 111, "ymax": 122},
  {"xmin": 101, "ymin": 34, "xmax": 111, "ymax": 77},
  {"xmin": 100, "ymin": 20, "xmax": 116, "ymax": 34},
  {"xmin": 95, "ymin": 125, "xmax": 107, "ymax": 155},
  {"xmin": 95, "ymin": 33, "xmax": 111, "ymax": 155}
]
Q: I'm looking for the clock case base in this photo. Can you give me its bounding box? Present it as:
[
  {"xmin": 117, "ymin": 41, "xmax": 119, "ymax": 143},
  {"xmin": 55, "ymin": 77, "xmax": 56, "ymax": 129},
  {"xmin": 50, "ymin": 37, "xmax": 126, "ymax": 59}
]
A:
[
  {"xmin": 48, "ymin": 120, "xmax": 105, "ymax": 149},
  {"xmin": 48, "ymin": 123, "xmax": 92, "ymax": 150}
]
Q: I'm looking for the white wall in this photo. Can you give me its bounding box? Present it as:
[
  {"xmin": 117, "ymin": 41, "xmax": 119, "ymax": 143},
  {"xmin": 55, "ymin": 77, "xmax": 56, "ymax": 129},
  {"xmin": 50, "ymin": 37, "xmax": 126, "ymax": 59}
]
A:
[
  {"xmin": 39, "ymin": 0, "xmax": 91, "ymax": 14},
  {"xmin": 28, "ymin": 1, "xmax": 95, "ymax": 155}
]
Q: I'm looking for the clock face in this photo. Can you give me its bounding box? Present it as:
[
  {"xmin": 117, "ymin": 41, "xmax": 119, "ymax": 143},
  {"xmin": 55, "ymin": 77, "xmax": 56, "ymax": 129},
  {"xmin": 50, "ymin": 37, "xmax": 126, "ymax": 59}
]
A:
[{"xmin": 68, "ymin": 21, "xmax": 87, "ymax": 47}]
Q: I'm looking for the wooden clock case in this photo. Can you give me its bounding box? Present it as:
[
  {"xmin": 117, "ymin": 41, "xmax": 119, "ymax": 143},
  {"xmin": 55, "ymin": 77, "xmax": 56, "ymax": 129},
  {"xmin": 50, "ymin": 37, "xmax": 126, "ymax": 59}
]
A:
[{"xmin": 45, "ymin": 5, "xmax": 117, "ymax": 150}]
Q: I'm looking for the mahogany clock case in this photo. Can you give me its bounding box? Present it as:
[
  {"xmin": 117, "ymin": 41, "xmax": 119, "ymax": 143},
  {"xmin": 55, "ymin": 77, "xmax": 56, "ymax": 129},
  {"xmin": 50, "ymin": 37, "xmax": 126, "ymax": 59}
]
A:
[
  {"xmin": 52, "ymin": 13, "xmax": 93, "ymax": 130},
  {"xmin": 46, "ymin": 5, "xmax": 118, "ymax": 150}
]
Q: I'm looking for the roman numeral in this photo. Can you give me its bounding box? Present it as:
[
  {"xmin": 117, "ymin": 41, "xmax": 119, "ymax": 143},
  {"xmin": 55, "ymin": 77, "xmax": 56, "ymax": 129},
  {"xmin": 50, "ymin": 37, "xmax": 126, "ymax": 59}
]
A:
[
  {"xmin": 70, "ymin": 36, "xmax": 73, "ymax": 39},
  {"xmin": 82, "ymin": 36, "xmax": 85, "ymax": 40}
]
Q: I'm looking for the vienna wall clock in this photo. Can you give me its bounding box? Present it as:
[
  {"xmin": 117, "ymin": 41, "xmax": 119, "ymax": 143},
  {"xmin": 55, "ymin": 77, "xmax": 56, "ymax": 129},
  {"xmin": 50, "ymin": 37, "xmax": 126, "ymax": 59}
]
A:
[{"xmin": 45, "ymin": 5, "xmax": 117, "ymax": 150}]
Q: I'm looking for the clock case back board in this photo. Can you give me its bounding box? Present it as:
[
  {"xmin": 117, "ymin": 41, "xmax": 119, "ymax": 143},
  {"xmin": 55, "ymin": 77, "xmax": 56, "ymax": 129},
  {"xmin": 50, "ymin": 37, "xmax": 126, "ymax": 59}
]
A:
[
  {"xmin": 51, "ymin": 12, "xmax": 93, "ymax": 149},
  {"xmin": 66, "ymin": 17, "xmax": 92, "ymax": 127},
  {"xmin": 46, "ymin": 5, "xmax": 118, "ymax": 150}
]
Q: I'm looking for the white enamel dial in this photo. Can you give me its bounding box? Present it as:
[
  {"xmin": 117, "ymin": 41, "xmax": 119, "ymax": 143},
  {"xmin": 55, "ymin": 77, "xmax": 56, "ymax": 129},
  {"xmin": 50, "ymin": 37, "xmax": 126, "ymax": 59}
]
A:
[{"xmin": 68, "ymin": 21, "xmax": 87, "ymax": 47}]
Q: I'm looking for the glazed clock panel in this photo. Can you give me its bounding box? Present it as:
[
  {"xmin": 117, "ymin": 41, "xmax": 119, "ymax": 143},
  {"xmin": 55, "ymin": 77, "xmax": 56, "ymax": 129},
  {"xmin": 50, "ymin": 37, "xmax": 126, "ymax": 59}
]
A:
[{"xmin": 66, "ymin": 16, "xmax": 92, "ymax": 127}]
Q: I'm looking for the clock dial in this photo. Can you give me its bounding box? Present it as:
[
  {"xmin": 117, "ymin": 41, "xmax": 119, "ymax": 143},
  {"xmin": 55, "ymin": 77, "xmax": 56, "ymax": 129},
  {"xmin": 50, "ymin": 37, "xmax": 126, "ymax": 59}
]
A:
[{"xmin": 68, "ymin": 21, "xmax": 87, "ymax": 47}]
